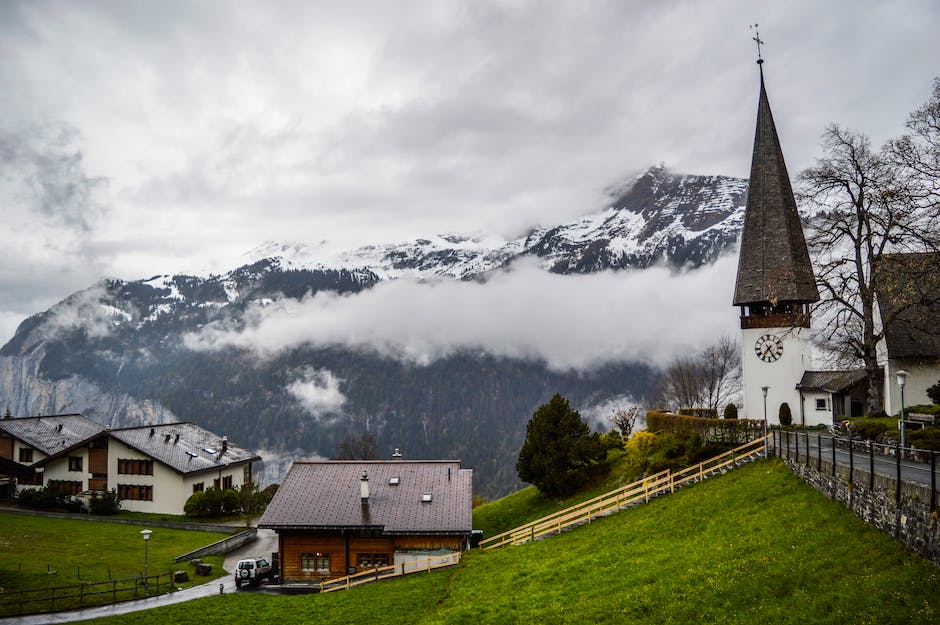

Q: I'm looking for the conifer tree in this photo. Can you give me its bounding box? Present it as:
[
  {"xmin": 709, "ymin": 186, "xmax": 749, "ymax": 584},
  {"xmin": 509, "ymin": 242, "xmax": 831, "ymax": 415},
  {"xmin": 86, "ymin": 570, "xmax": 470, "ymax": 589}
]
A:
[{"xmin": 516, "ymin": 394, "xmax": 607, "ymax": 497}]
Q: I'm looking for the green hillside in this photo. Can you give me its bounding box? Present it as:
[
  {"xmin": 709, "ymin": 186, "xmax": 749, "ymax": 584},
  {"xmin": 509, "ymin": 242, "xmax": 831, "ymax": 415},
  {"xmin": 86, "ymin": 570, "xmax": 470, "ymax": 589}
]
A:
[{"xmin": 88, "ymin": 459, "xmax": 940, "ymax": 625}]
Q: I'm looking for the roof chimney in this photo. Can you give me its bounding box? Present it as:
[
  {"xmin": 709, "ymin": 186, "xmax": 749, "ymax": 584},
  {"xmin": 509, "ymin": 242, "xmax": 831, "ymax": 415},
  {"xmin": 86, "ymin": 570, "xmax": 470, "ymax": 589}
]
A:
[
  {"xmin": 392, "ymin": 448, "xmax": 402, "ymax": 460},
  {"xmin": 3, "ymin": 407, "xmax": 11, "ymax": 419},
  {"xmin": 149, "ymin": 428, "xmax": 155, "ymax": 437},
  {"xmin": 221, "ymin": 436, "xmax": 228, "ymax": 454},
  {"xmin": 164, "ymin": 434, "xmax": 171, "ymax": 443},
  {"xmin": 174, "ymin": 433, "xmax": 179, "ymax": 443},
  {"xmin": 360, "ymin": 470, "xmax": 370, "ymax": 505}
]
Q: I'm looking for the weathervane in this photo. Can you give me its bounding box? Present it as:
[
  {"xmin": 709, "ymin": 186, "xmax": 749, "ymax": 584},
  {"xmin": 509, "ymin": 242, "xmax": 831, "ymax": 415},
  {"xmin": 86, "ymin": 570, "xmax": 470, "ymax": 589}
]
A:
[{"xmin": 750, "ymin": 24, "xmax": 764, "ymax": 66}]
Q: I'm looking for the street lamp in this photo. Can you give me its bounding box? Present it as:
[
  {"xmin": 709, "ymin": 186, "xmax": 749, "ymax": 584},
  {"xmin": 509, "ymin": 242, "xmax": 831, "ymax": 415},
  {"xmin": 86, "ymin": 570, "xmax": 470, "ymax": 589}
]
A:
[
  {"xmin": 140, "ymin": 529, "xmax": 152, "ymax": 592},
  {"xmin": 761, "ymin": 386, "xmax": 769, "ymax": 459},
  {"xmin": 897, "ymin": 370, "xmax": 909, "ymax": 458}
]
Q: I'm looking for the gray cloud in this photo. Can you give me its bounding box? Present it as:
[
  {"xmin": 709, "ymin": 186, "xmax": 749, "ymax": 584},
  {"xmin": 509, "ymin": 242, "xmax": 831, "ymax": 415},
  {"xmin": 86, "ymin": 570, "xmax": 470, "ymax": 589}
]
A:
[{"xmin": 184, "ymin": 256, "xmax": 739, "ymax": 371}]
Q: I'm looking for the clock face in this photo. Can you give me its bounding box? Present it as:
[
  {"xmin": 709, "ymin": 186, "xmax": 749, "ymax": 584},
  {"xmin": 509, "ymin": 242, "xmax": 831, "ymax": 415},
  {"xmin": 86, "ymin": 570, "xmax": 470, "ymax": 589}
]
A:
[{"xmin": 755, "ymin": 334, "xmax": 784, "ymax": 362}]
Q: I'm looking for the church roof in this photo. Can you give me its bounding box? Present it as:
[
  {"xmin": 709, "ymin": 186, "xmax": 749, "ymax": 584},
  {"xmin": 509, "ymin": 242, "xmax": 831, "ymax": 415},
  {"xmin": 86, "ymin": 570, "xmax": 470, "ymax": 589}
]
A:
[
  {"xmin": 733, "ymin": 74, "xmax": 819, "ymax": 307},
  {"xmin": 874, "ymin": 252, "xmax": 940, "ymax": 359}
]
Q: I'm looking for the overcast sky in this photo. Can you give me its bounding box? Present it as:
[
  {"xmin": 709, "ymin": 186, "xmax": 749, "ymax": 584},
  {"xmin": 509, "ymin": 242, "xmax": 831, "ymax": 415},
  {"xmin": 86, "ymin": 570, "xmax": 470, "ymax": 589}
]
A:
[{"xmin": 1, "ymin": 0, "xmax": 938, "ymax": 353}]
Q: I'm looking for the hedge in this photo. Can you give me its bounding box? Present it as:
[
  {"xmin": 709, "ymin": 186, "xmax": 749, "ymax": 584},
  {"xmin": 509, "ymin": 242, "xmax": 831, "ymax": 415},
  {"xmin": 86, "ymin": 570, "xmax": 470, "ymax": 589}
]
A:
[{"xmin": 646, "ymin": 410, "xmax": 764, "ymax": 444}]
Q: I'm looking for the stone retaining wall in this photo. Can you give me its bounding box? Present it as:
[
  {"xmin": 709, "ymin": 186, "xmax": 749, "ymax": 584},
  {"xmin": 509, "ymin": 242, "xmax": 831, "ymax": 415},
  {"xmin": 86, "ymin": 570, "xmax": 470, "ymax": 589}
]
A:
[
  {"xmin": 782, "ymin": 457, "xmax": 940, "ymax": 567},
  {"xmin": 174, "ymin": 528, "xmax": 258, "ymax": 562}
]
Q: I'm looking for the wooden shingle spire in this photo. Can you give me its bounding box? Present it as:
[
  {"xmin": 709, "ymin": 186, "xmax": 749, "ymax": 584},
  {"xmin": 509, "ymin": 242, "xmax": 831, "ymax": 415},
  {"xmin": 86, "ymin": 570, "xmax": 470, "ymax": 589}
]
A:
[{"xmin": 733, "ymin": 71, "xmax": 819, "ymax": 308}]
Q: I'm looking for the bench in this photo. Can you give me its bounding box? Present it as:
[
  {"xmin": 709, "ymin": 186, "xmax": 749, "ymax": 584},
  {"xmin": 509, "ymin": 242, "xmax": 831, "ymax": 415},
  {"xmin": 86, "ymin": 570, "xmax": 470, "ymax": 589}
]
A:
[{"xmin": 899, "ymin": 413, "xmax": 936, "ymax": 429}]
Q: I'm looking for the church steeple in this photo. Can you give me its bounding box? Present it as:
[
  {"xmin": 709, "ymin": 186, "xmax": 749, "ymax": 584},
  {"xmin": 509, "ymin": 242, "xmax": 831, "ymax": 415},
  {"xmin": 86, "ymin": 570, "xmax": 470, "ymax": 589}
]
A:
[{"xmin": 733, "ymin": 69, "xmax": 819, "ymax": 321}]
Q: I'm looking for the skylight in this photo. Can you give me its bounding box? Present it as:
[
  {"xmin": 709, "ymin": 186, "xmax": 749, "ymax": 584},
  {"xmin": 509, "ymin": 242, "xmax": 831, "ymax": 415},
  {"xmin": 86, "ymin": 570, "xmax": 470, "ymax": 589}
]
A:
[
  {"xmin": 203, "ymin": 448, "xmax": 216, "ymax": 454},
  {"xmin": 185, "ymin": 451, "xmax": 198, "ymax": 458},
  {"xmin": 420, "ymin": 493, "xmax": 432, "ymax": 503},
  {"xmin": 389, "ymin": 477, "xmax": 400, "ymax": 485}
]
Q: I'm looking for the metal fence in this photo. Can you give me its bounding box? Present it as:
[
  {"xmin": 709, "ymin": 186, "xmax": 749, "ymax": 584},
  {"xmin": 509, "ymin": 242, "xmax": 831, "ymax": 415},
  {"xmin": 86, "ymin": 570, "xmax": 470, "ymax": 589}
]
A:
[{"xmin": 772, "ymin": 429, "xmax": 939, "ymax": 510}]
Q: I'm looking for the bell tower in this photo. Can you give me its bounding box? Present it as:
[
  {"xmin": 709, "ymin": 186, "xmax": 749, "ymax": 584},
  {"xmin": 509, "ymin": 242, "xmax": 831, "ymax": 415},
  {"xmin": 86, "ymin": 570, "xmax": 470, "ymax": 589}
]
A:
[{"xmin": 733, "ymin": 47, "xmax": 819, "ymax": 423}]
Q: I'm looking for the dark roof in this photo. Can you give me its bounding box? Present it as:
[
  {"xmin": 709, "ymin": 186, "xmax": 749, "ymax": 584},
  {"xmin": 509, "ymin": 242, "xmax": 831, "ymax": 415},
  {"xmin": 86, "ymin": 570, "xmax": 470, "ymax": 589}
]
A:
[
  {"xmin": 733, "ymin": 74, "xmax": 819, "ymax": 307},
  {"xmin": 0, "ymin": 414, "xmax": 104, "ymax": 459},
  {"xmin": 108, "ymin": 422, "xmax": 260, "ymax": 476},
  {"xmin": 0, "ymin": 456, "xmax": 37, "ymax": 479},
  {"xmin": 874, "ymin": 252, "xmax": 940, "ymax": 359},
  {"xmin": 259, "ymin": 461, "xmax": 472, "ymax": 534},
  {"xmin": 798, "ymin": 369, "xmax": 869, "ymax": 393}
]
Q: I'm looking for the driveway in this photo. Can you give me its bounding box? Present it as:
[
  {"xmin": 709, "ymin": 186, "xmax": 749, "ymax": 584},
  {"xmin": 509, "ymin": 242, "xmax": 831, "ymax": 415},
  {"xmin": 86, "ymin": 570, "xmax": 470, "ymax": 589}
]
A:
[{"xmin": 0, "ymin": 529, "xmax": 279, "ymax": 625}]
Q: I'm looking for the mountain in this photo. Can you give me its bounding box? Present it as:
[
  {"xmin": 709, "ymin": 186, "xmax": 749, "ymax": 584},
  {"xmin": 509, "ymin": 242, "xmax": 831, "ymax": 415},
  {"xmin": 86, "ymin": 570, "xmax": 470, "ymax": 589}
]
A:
[
  {"xmin": 246, "ymin": 166, "xmax": 748, "ymax": 279},
  {"xmin": 0, "ymin": 166, "xmax": 746, "ymax": 498}
]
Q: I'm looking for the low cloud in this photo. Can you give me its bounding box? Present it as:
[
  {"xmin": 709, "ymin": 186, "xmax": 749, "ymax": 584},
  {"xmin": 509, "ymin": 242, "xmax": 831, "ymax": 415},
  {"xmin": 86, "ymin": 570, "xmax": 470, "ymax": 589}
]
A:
[
  {"xmin": 579, "ymin": 394, "xmax": 644, "ymax": 431},
  {"xmin": 286, "ymin": 367, "xmax": 347, "ymax": 419},
  {"xmin": 185, "ymin": 256, "xmax": 739, "ymax": 371},
  {"xmin": 33, "ymin": 283, "xmax": 127, "ymax": 344}
]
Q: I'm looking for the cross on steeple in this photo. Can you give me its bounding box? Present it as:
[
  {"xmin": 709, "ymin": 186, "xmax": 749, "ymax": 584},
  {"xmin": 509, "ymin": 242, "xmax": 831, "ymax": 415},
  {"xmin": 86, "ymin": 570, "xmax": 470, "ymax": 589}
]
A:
[{"xmin": 750, "ymin": 24, "xmax": 764, "ymax": 65}]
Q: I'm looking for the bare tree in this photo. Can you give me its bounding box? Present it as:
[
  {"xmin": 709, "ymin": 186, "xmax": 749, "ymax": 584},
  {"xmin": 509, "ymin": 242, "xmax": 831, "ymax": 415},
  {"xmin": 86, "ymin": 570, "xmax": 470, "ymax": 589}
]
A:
[
  {"xmin": 799, "ymin": 116, "xmax": 940, "ymax": 414},
  {"xmin": 609, "ymin": 405, "xmax": 640, "ymax": 439},
  {"xmin": 332, "ymin": 430, "xmax": 379, "ymax": 460},
  {"xmin": 888, "ymin": 78, "xmax": 940, "ymax": 206},
  {"xmin": 657, "ymin": 336, "xmax": 741, "ymax": 412}
]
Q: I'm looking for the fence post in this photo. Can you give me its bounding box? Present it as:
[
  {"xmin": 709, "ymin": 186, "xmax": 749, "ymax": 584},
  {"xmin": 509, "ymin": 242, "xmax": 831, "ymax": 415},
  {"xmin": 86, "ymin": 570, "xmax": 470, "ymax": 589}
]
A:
[
  {"xmin": 831, "ymin": 435, "xmax": 836, "ymax": 476},
  {"xmin": 896, "ymin": 441, "xmax": 902, "ymax": 505},
  {"xmin": 931, "ymin": 451, "xmax": 937, "ymax": 512},
  {"xmin": 795, "ymin": 431, "xmax": 800, "ymax": 463},
  {"xmin": 113, "ymin": 580, "xmax": 117, "ymax": 602},
  {"xmin": 848, "ymin": 435, "xmax": 854, "ymax": 484},
  {"xmin": 868, "ymin": 441, "xmax": 875, "ymax": 491}
]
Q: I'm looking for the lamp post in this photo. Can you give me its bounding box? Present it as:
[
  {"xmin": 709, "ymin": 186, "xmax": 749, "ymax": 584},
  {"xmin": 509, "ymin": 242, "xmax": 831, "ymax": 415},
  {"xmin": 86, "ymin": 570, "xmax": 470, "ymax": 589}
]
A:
[
  {"xmin": 761, "ymin": 386, "xmax": 769, "ymax": 459},
  {"xmin": 140, "ymin": 529, "xmax": 152, "ymax": 592},
  {"xmin": 897, "ymin": 370, "xmax": 909, "ymax": 459}
]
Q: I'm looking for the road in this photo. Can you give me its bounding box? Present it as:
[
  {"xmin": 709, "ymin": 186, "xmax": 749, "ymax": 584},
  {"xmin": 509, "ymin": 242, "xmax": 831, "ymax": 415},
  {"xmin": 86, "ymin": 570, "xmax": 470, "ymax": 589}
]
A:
[{"xmin": 0, "ymin": 529, "xmax": 279, "ymax": 625}]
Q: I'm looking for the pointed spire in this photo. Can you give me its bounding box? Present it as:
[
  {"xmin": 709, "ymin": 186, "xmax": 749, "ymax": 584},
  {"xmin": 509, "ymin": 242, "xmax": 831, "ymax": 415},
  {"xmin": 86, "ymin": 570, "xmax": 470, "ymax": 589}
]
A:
[{"xmin": 733, "ymin": 71, "xmax": 819, "ymax": 307}]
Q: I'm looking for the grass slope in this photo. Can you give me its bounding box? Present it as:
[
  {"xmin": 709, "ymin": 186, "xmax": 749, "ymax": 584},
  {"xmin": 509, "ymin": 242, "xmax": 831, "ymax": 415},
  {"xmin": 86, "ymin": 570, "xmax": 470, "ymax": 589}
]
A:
[{"xmin": 88, "ymin": 460, "xmax": 940, "ymax": 625}]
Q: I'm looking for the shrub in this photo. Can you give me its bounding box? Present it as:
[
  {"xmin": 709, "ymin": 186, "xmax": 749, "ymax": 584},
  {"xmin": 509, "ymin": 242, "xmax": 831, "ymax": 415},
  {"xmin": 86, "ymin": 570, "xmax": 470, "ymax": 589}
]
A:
[
  {"xmin": 927, "ymin": 379, "xmax": 940, "ymax": 405},
  {"xmin": 678, "ymin": 408, "xmax": 719, "ymax": 419},
  {"xmin": 723, "ymin": 403, "xmax": 738, "ymax": 419},
  {"xmin": 779, "ymin": 403, "xmax": 793, "ymax": 427},
  {"xmin": 16, "ymin": 485, "xmax": 85, "ymax": 512},
  {"xmin": 599, "ymin": 428, "xmax": 624, "ymax": 450},
  {"xmin": 646, "ymin": 410, "xmax": 763, "ymax": 444},
  {"xmin": 624, "ymin": 431, "xmax": 657, "ymax": 470},
  {"xmin": 909, "ymin": 427, "xmax": 940, "ymax": 451},
  {"xmin": 222, "ymin": 488, "xmax": 240, "ymax": 514},
  {"xmin": 89, "ymin": 489, "xmax": 122, "ymax": 515},
  {"xmin": 184, "ymin": 490, "xmax": 206, "ymax": 517},
  {"xmin": 905, "ymin": 404, "xmax": 940, "ymax": 417},
  {"xmin": 848, "ymin": 417, "xmax": 892, "ymax": 441}
]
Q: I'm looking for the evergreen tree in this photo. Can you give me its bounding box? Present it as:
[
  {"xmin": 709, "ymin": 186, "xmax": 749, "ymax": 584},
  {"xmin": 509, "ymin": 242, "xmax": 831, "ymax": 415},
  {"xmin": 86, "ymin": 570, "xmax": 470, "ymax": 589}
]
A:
[
  {"xmin": 779, "ymin": 402, "xmax": 793, "ymax": 427},
  {"xmin": 516, "ymin": 394, "xmax": 608, "ymax": 497}
]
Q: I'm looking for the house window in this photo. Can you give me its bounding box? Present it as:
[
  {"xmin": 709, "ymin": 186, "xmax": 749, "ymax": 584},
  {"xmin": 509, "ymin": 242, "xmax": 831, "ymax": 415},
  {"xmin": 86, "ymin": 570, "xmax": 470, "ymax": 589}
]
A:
[
  {"xmin": 18, "ymin": 448, "xmax": 33, "ymax": 463},
  {"xmin": 301, "ymin": 553, "xmax": 330, "ymax": 574},
  {"xmin": 118, "ymin": 484, "xmax": 153, "ymax": 501},
  {"xmin": 47, "ymin": 480, "xmax": 82, "ymax": 495},
  {"xmin": 117, "ymin": 459, "xmax": 154, "ymax": 475},
  {"xmin": 357, "ymin": 553, "xmax": 389, "ymax": 568},
  {"xmin": 815, "ymin": 398, "xmax": 828, "ymax": 411},
  {"xmin": 193, "ymin": 482, "xmax": 204, "ymax": 493},
  {"xmin": 68, "ymin": 456, "xmax": 83, "ymax": 472},
  {"xmin": 222, "ymin": 475, "xmax": 233, "ymax": 490}
]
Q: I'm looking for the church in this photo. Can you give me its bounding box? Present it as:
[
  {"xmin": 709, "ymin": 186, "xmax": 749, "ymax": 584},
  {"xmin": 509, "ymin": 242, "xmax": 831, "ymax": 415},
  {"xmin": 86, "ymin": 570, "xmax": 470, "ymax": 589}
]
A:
[{"xmin": 732, "ymin": 59, "xmax": 939, "ymax": 426}]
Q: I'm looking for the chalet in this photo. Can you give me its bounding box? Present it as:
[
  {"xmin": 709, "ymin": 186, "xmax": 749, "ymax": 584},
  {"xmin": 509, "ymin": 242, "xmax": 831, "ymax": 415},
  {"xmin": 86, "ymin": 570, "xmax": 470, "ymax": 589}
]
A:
[
  {"xmin": 0, "ymin": 414, "xmax": 260, "ymax": 515},
  {"xmin": 876, "ymin": 252, "xmax": 940, "ymax": 414},
  {"xmin": 259, "ymin": 460, "xmax": 472, "ymax": 583},
  {"xmin": 796, "ymin": 370, "xmax": 870, "ymax": 423}
]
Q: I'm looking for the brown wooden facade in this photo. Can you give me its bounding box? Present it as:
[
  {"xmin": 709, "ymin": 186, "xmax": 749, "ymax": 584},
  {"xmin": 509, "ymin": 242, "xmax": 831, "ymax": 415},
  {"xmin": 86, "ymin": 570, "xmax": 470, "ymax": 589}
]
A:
[{"xmin": 277, "ymin": 530, "xmax": 464, "ymax": 582}]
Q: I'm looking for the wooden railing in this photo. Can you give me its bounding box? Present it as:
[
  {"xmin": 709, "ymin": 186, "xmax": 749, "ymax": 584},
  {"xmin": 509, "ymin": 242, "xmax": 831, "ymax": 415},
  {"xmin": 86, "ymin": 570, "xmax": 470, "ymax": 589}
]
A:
[
  {"xmin": 320, "ymin": 552, "xmax": 461, "ymax": 593},
  {"xmin": 480, "ymin": 436, "xmax": 769, "ymax": 550}
]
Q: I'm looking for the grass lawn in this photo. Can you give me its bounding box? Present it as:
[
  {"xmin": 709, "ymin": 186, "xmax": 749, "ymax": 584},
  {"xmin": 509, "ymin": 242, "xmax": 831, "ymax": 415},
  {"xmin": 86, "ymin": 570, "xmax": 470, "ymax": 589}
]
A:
[
  {"xmin": 86, "ymin": 459, "xmax": 940, "ymax": 625},
  {"xmin": 0, "ymin": 512, "xmax": 228, "ymax": 615}
]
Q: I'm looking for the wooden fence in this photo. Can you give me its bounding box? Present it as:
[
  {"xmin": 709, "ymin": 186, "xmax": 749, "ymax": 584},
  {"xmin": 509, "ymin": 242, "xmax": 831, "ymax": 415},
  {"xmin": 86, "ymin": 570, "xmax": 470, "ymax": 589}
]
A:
[
  {"xmin": 480, "ymin": 436, "xmax": 769, "ymax": 550},
  {"xmin": 320, "ymin": 552, "xmax": 461, "ymax": 593},
  {"xmin": 0, "ymin": 572, "xmax": 176, "ymax": 617}
]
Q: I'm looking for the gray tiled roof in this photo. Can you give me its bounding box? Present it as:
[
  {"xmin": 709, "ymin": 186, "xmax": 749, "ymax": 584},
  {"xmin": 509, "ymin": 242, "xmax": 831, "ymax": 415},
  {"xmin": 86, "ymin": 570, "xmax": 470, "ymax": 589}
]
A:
[
  {"xmin": 259, "ymin": 461, "xmax": 472, "ymax": 534},
  {"xmin": 874, "ymin": 252, "xmax": 940, "ymax": 360},
  {"xmin": 0, "ymin": 414, "xmax": 104, "ymax": 460},
  {"xmin": 733, "ymin": 75, "xmax": 819, "ymax": 307},
  {"xmin": 109, "ymin": 422, "xmax": 260, "ymax": 476},
  {"xmin": 798, "ymin": 369, "xmax": 868, "ymax": 393}
]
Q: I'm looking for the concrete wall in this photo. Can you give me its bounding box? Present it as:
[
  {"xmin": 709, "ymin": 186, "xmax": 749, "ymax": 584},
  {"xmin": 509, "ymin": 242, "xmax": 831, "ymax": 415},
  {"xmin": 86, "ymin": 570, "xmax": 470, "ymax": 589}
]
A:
[{"xmin": 780, "ymin": 454, "xmax": 940, "ymax": 567}]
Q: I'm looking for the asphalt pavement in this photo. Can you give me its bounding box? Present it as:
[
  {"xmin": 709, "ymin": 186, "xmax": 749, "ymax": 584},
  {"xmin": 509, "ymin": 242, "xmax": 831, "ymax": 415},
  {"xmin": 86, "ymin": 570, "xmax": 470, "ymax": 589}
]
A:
[{"xmin": 0, "ymin": 529, "xmax": 279, "ymax": 625}]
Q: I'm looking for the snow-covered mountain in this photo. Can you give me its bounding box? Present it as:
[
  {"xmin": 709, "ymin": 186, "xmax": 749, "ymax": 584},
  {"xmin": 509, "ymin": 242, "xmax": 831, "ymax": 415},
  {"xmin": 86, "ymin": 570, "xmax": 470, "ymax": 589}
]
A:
[
  {"xmin": 0, "ymin": 165, "xmax": 747, "ymax": 497},
  {"xmin": 246, "ymin": 166, "xmax": 748, "ymax": 279}
]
